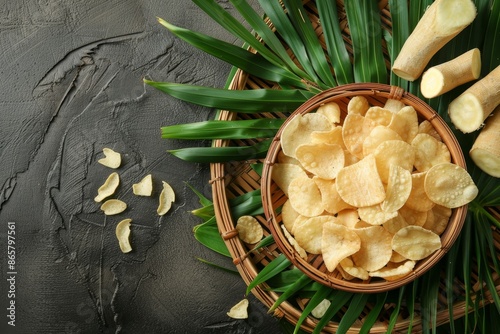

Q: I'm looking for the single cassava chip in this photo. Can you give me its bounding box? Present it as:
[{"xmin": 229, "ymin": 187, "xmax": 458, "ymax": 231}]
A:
[
  {"xmin": 392, "ymin": 226, "xmax": 441, "ymax": 261},
  {"xmin": 352, "ymin": 226, "xmax": 393, "ymax": 272},
  {"xmin": 281, "ymin": 113, "xmax": 332, "ymax": 158},
  {"xmin": 424, "ymin": 163, "xmax": 478, "ymax": 208},
  {"xmin": 384, "ymin": 98, "xmax": 406, "ymax": 113},
  {"xmin": 398, "ymin": 205, "xmax": 427, "ymax": 227},
  {"xmin": 116, "ymin": 218, "xmax": 132, "ymax": 253},
  {"xmin": 373, "ymin": 140, "xmax": 415, "ymax": 183},
  {"xmin": 381, "ymin": 165, "xmax": 412, "ymax": 213},
  {"xmin": 98, "ymin": 148, "xmax": 121, "ymax": 169},
  {"xmin": 422, "ymin": 205, "xmax": 452, "ymax": 235},
  {"xmin": 132, "ymin": 174, "xmax": 153, "ymax": 196},
  {"xmin": 296, "ymin": 143, "xmax": 344, "ymax": 179},
  {"xmin": 294, "ymin": 215, "xmax": 333, "ymax": 254},
  {"xmin": 236, "ymin": 216, "xmax": 263, "ymax": 244},
  {"xmin": 157, "ymin": 181, "xmax": 175, "ymax": 216},
  {"xmin": 369, "ymin": 260, "xmax": 416, "ymax": 280},
  {"xmin": 362, "ymin": 126, "xmax": 403, "ymax": 156},
  {"xmin": 281, "ymin": 224, "xmax": 308, "ymax": 260},
  {"xmin": 358, "ymin": 205, "xmax": 398, "ymax": 226},
  {"xmin": 314, "ymin": 177, "xmax": 354, "ymax": 215},
  {"xmin": 336, "ymin": 209, "xmax": 360, "ymax": 229},
  {"xmin": 317, "ymin": 102, "xmax": 341, "ymax": 124},
  {"xmin": 387, "ymin": 106, "xmax": 419, "ymax": 143},
  {"xmin": 342, "ymin": 114, "xmax": 375, "ymax": 159},
  {"xmin": 412, "ymin": 133, "xmax": 451, "ymax": 172},
  {"xmin": 227, "ymin": 299, "xmax": 249, "ymax": 319},
  {"xmin": 364, "ymin": 106, "xmax": 393, "ymax": 127},
  {"xmin": 288, "ymin": 176, "xmax": 324, "ymax": 217},
  {"xmin": 94, "ymin": 172, "xmax": 120, "ymax": 202},
  {"xmin": 271, "ymin": 163, "xmax": 308, "ymax": 196},
  {"xmin": 101, "ymin": 199, "xmax": 127, "ymax": 215},
  {"xmin": 321, "ymin": 221, "xmax": 361, "ymax": 271},
  {"xmin": 310, "ymin": 126, "xmax": 345, "ymax": 148},
  {"xmin": 339, "ymin": 257, "xmax": 369, "ymax": 281},
  {"xmin": 336, "ymin": 154, "xmax": 386, "ymax": 207},
  {"xmin": 418, "ymin": 120, "xmax": 442, "ymax": 141},
  {"xmin": 347, "ymin": 96, "xmax": 370, "ymax": 116},
  {"xmin": 383, "ymin": 214, "xmax": 408, "ymax": 235}
]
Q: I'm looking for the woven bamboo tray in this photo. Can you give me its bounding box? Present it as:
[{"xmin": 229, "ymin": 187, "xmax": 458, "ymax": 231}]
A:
[{"xmin": 209, "ymin": 1, "xmax": 500, "ymax": 332}]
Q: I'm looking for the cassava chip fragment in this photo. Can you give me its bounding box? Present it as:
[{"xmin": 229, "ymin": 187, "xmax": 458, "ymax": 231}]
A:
[
  {"xmin": 311, "ymin": 299, "xmax": 332, "ymax": 318},
  {"xmin": 399, "ymin": 205, "xmax": 427, "ymax": 226},
  {"xmin": 342, "ymin": 114, "xmax": 375, "ymax": 159},
  {"xmin": 405, "ymin": 172, "xmax": 435, "ymax": 212},
  {"xmin": 281, "ymin": 199, "xmax": 299, "ymax": 234},
  {"xmin": 339, "ymin": 257, "xmax": 369, "ymax": 281},
  {"xmin": 94, "ymin": 172, "xmax": 120, "ymax": 202},
  {"xmin": 412, "ymin": 133, "xmax": 451, "ymax": 172},
  {"xmin": 116, "ymin": 219, "xmax": 132, "ymax": 253},
  {"xmin": 296, "ymin": 143, "xmax": 344, "ymax": 179},
  {"xmin": 288, "ymin": 176, "xmax": 324, "ymax": 217},
  {"xmin": 98, "ymin": 148, "xmax": 121, "ymax": 169},
  {"xmin": 101, "ymin": 199, "xmax": 127, "ymax": 215},
  {"xmin": 317, "ymin": 102, "xmax": 341, "ymax": 124},
  {"xmin": 392, "ymin": 226, "xmax": 441, "ymax": 260},
  {"xmin": 373, "ymin": 140, "xmax": 415, "ymax": 183},
  {"xmin": 384, "ymin": 98, "xmax": 405, "ymax": 113},
  {"xmin": 157, "ymin": 181, "xmax": 175, "ymax": 216},
  {"xmin": 423, "ymin": 205, "xmax": 452, "ymax": 235},
  {"xmin": 381, "ymin": 165, "xmax": 412, "ymax": 213},
  {"xmin": 227, "ymin": 299, "xmax": 248, "ymax": 319},
  {"xmin": 294, "ymin": 216, "xmax": 333, "ymax": 254},
  {"xmin": 321, "ymin": 221, "xmax": 361, "ymax": 271},
  {"xmin": 336, "ymin": 154, "xmax": 386, "ymax": 207},
  {"xmin": 236, "ymin": 216, "xmax": 263, "ymax": 244},
  {"xmin": 281, "ymin": 224, "xmax": 307, "ymax": 260},
  {"xmin": 362, "ymin": 126, "xmax": 403, "ymax": 156},
  {"xmin": 281, "ymin": 113, "xmax": 332, "ymax": 158},
  {"xmin": 388, "ymin": 106, "xmax": 419, "ymax": 143},
  {"xmin": 358, "ymin": 205, "xmax": 398, "ymax": 226},
  {"xmin": 132, "ymin": 174, "xmax": 153, "ymax": 196},
  {"xmin": 352, "ymin": 226, "xmax": 393, "ymax": 272},
  {"xmin": 369, "ymin": 260, "xmax": 416, "ymax": 280},
  {"xmin": 424, "ymin": 163, "xmax": 478, "ymax": 208},
  {"xmin": 347, "ymin": 96, "xmax": 370, "ymax": 115},
  {"xmin": 418, "ymin": 120, "xmax": 442, "ymax": 141},
  {"xmin": 310, "ymin": 126, "xmax": 345, "ymax": 148},
  {"xmin": 314, "ymin": 177, "xmax": 354, "ymax": 215}
]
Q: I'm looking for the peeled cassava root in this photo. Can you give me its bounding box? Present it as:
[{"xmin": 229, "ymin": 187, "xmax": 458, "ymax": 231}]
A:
[
  {"xmin": 420, "ymin": 48, "xmax": 481, "ymax": 98},
  {"xmin": 470, "ymin": 107, "xmax": 500, "ymax": 178},
  {"xmin": 392, "ymin": 0, "xmax": 477, "ymax": 81},
  {"xmin": 449, "ymin": 65, "xmax": 500, "ymax": 133}
]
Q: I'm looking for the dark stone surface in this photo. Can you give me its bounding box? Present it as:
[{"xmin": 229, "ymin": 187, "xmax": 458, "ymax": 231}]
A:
[{"xmin": 0, "ymin": 1, "xmax": 283, "ymax": 333}]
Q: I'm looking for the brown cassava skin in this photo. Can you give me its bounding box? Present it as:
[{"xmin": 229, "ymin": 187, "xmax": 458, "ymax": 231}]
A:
[
  {"xmin": 449, "ymin": 65, "xmax": 500, "ymax": 133},
  {"xmin": 392, "ymin": 0, "xmax": 477, "ymax": 81},
  {"xmin": 470, "ymin": 108, "xmax": 500, "ymax": 178},
  {"xmin": 420, "ymin": 48, "xmax": 481, "ymax": 98}
]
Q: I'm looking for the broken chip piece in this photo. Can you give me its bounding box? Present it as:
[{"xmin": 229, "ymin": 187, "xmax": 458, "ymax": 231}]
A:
[
  {"xmin": 227, "ymin": 299, "xmax": 249, "ymax": 319},
  {"xmin": 132, "ymin": 174, "xmax": 153, "ymax": 196},
  {"xmin": 94, "ymin": 172, "xmax": 120, "ymax": 202},
  {"xmin": 157, "ymin": 181, "xmax": 175, "ymax": 216},
  {"xmin": 98, "ymin": 148, "xmax": 121, "ymax": 169},
  {"xmin": 116, "ymin": 219, "xmax": 132, "ymax": 253},
  {"xmin": 101, "ymin": 199, "xmax": 127, "ymax": 215}
]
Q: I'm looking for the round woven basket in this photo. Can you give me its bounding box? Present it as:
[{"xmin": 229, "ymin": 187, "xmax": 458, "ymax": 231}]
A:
[{"xmin": 260, "ymin": 83, "xmax": 468, "ymax": 293}]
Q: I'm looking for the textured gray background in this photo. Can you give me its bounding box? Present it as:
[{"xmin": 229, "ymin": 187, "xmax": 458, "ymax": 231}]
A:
[{"xmin": 0, "ymin": 0, "xmax": 284, "ymax": 333}]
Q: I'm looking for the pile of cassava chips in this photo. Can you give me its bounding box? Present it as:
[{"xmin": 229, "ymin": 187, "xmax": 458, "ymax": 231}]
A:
[{"xmin": 265, "ymin": 93, "xmax": 477, "ymax": 289}]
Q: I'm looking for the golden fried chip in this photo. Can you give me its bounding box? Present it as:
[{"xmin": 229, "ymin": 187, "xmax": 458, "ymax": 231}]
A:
[
  {"xmin": 390, "ymin": 251, "xmax": 408, "ymax": 263},
  {"xmin": 412, "ymin": 133, "xmax": 451, "ymax": 172},
  {"xmin": 362, "ymin": 126, "xmax": 403, "ymax": 156},
  {"xmin": 314, "ymin": 177, "xmax": 354, "ymax": 214},
  {"xmin": 236, "ymin": 216, "xmax": 263, "ymax": 244},
  {"xmin": 336, "ymin": 154, "xmax": 386, "ymax": 207},
  {"xmin": 388, "ymin": 106, "xmax": 419, "ymax": 143},
  {"xmin": 369, "ymin": 260, "xmax": 416, "ymax": 280},
  {"xmin": 373, "ymin": 140, "xmax": 415, "ymax": 183},
  {"xmin": 381, "ymin": 165, "xmax": 412, "ymax": 213},
  {"xmin": 101, "ymin": 199, "xmax": 127, "ymax": 215},
  {"xmin": 296, "ymin": 143, "xmax": 344, "ymax": 179},
  {"xmin": 348, "ymin": 96, "xmax": 370, "ymax": 116},
  {"xmin": 392, "ymin": 226, "xmax": 441, "ymax": 260},
  {"xmin": 310, "ymin": 126, "xmax": 345, "ymax": 148},
  {"xmin": 339, "ymin": 257, "xmax": 370, "ymax": 280},
  {"xmin": 405, "ymin": 172, "xmax": 435, "ymax": 212},
  {"xmin": 157, "ymin": 181, "xmax": 175, "ymax": 216},
  {"xmin": 317, "ymin": 102, "xmax": 341, "ymax": 124},
  {"xmin": 294, "ymin": 215, "xmax": 333, "ymax": 254},
  {"xmin": 94, "ymin": 172, "xmax": 120, "ymax": 202},
  {"xmin": 358, "ymin": 205, "xmax": 398, "ymax": 226},
  {"xmin": 277, "ymin": 150, "xmax": 301, "ymax": 165},
  {"xmin": 98, "ymin": 148, "xmax": 121, "ymax": 169},
  {"xmin": 342, "ymin": 114, "xmax": 375, "ymax": 159},
  {"xmin": 116, "ymin": 218, "xmax": 132, "ymax": 253},
  {"xmin": 288, "ymin": 176, "xmax": 324, "ymax": 217},
  {"xmin": 281, "ymin": 113, "xmax": 332, "ymax": 158},
  {"xmin": 132, "ymin": 174, "xmax": 153, "ymax": 197},
  {"xmin": 352, "ymin": 226, "xmax": 393, "ymax": 271},
  {"xmin": 418, "ymin": 120, "xmax": 442, "ymax": 141},
  {"xmin": 281, "ymin": 224, "xmax": 308, "ymax": 260},
  {"xmin": 271, "ymin": 163, "xmax": 308, "ymax": 196},
  {"xmin": 365, "ymin": 106, "xmax": 393, "ymax": 126},
  {"xmin": 422, "ymin": 205, "xmax": 452, "ymax": 235},
  {"xmin": 383, "ymin": 214, "xmax": 408, "ymax": 235},
  {"xmin": 281, "ymin": 199, "xmax": 299, "ymax": 234},
  {"xmin": 321, "ymin": 221, "xmax": 361, "ymax": 271},
  {"xmin": 336, "ymin": 209, "xmax": 360, "ymax": 229},
  {"xmin": 227, "ymin": 299, "xmax": 248, "ymax": 319},
  {"xmin": 384, "ymin": 98, "xmax": 406, "ymax": 113},
  {"xmin": 424, "ymin": 163, "xmax": 478, "ymax": 208}
]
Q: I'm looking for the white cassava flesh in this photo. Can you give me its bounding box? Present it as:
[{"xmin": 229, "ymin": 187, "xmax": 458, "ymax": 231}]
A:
[
  {"xmin": 470, "ymin": 108, "xmax": 500, "ymax": 177},
  {"xmin": 392, "ymin": 0, "xmax": 477, "ymax": 81},
  {"xmin": 449, "ymin": 65, "xmax": 500, "ymax": 133},
  {"xmin": 421, "ymin": 48, "xmax": 481, "ymax": 98}
]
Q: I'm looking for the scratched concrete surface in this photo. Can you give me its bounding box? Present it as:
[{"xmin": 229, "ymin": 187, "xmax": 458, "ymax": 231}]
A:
[{"xmin": 0, "ymin": 0, "xmax": 283, "ymax": 333}]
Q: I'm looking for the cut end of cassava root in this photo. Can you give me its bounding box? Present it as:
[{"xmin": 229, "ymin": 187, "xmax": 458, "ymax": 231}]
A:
[
  {"xmin": 449, "ymin": 65, "xmax": 500, "ymax": 133},
  {"xmin": 470, "ymin": 109, "xmax": 500, "ymax": 178},
  {"xmin": 421, "ymin": 48, "xmax": 481, "ymax": 98},
  {"xmin": 392, "ymin": 0, "xmax": 476, "ymax": 82}
]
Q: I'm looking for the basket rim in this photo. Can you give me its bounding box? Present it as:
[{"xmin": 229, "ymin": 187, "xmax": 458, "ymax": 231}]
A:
[{"xmin": 260, "ymin": 83, "xmax": 468, "ymax": 294}]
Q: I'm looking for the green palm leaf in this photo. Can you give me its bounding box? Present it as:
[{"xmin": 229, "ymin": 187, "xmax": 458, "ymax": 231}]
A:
[
  {"xmin": 193, "ymin": 217, "xmax": 231, "ymax": 257},
  {"xmin": 388, "ymin": 0, "xmax": 409, "ymax": 89},
  {"xmin": 269, "ymin": 273, "xmax": 312, "ymax": 312},
  {"xmin": 481, "ymin": 0, "xmax": 500, "ymax": 72},
  {"xmin": 246, "ymin": 254, "xmax": 291, "ymax": 295},
  {"xmin": 337, "ymin": 293, "xmax": 370, "ymax": 334}
]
